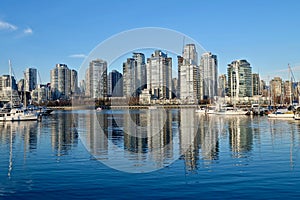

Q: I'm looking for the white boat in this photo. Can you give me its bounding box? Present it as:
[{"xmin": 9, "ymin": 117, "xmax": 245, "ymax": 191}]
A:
[
  {"xmin": 215, "ymin": 106, "xmax": 248, "ymax": 115},
  {"xmin": 0, "ymin": 107, "xmax": 39, "ymax": 121},
  {"xmin": 0, "ymin": 60, "xmax": 39, "ymax": 122},
  {"xmin": 268, "ymin": 109, "xmax": 294, "ymax": 118}
]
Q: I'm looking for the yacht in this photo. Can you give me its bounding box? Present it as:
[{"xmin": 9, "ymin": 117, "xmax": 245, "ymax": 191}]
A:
[
  {"xmin": 0, "ymin": 60, "xmax": 39, "ymax": 122},
  {"xmin": 0, "ymin": 107, "xmax": 39, "ymax": 121},
  {"xmin": 215, "ymin": 106, "xmax": 248, "ymax": 115},
  {"xmin": 268, "ymin": 108, "xmax": 295, "ymax": 119}
]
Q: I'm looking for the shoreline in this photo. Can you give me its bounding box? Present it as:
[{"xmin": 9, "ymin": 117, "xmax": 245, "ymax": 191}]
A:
[{"xmin": 48, "ymin": 105, "xmax": 199, "ymax": 110}]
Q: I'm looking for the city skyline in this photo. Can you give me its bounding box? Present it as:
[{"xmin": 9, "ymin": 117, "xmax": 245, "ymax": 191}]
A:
[{"xmin": 1, "ymin": 1, "xmax": 300, "ymax": 83}]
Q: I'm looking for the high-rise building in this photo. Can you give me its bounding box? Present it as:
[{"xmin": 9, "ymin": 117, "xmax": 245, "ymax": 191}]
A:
[
  {"xmin": 0, "ymin": 75, "xmax": 17, "ymax": 91},
  {"xmin": 50, "ymin": 64, "xmax": 71, "ymax": 100},
  {"xmin": 284, "ymin": 80, "xmax": 292, "ymax": 103},
  {"xmin": 24, "ymin": 68, "xmax": 37, "ymax": 92},
  {"xmin": 227, "ymin": 60, "xmax": 252, "ymax": 97},
  {"xmin": 123, "ymin": 53, "xmax": 146, "ymax": 97},
  {"xmin": 146, "ymin": 50, "xmax": 172, "ymax": 99},
  {"xmin": 178, "ymin": 44, "xmax": 199, "ymax": 103},
  {"xmin": 260, "ymin": 80, "xmax": 268, "ymax": 97},
  {"xmin": 252, "ymin": 73, "xmax": 260, "ymax": 96},
  {"xmin": 71, "ymin": 69, "xmax": 78, "ymax": 95},
  {"xmin": 85, "ymin": 59, "xmax": 107, "ymax": 98},
  {"xmin": 0, "ymin": 75, "xmax": 19, "ymax": 103},
  {"xmin": 182, "ymin": 44, "xmax": 198, "ymax": 65},
  {"xmin": 133, "ymin": 52, "xmax": 147, "ymax": 90},
  {"xmin": 200, "ymin": 52, "xmax": 218, "ymax": 100},
  {"xmin": 270, "ymin": 77, "xmax": 283, "ymax": 104},
  {"xmin": 108, "ymin": 70, "xmax": 123, "ymax": 97}
]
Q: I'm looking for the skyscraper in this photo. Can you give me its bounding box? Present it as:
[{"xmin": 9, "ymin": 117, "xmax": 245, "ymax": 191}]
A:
[
  {"xmin": 227, "ymin": 60, "xmax": 252, "ymax": 98},
  {"xmin": 24, "ymin": 68, "xmax": 37, "ymax": 92},
  {"xmin": 270, "ymin": 77, "xmax": 283, "ymax": 104},
  {"xmin": 123, "ymin": 53, "xmax": 146, "ymax": 97},
  {"xmin": 178, "ymin": 44, "xmax": 199, "ymax": 103},
  {"xmin": 146, "ymin": 50, "xmax": 172, "ymax": 99},
  {"xmin": 71, "ymin": 69, "xmax": 78, "ymax": 95},
  {"xmin": 252, "ymin": 73, "xmax": 260, "ymax": 96},
  {"xmin": 108, "ymin": 70, "xmax": 123, "ymax": 97},
  {"xmin": 85, "ymin": 59, "xmax": 107, "ymax": 99},
  {"xmin": 200, "ymin": 52, "xmax": 218, "ymax": 100},
  {"xmin": 50, "ymin": 64, "xmax": 71, "ymax": 100}
]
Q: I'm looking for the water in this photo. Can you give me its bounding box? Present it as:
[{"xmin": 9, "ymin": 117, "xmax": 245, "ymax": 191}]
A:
[{"xmin": 1, "ymin": 109, "xmax": 300, "ymax": 199}]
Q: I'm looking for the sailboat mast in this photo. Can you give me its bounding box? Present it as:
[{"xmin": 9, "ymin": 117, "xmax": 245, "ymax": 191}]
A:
[
  {"xmin": 288, "ymin": 64, "xmax": 292, "ymax": 105},
  {"xmin": 9, "ymin": 60, "xmax": 13, "ymax": 106}
]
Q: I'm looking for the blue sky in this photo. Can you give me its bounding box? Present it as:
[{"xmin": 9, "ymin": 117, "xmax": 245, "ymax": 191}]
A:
[{"xmin": 1, "ymin": 0, "xmax": 300, "ymax": 83}]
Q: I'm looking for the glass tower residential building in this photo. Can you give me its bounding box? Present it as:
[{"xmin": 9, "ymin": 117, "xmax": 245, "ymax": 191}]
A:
[
  {"xmin": 50, "ymin": 64, "xmax": 71, "ymax": 100},
  {"xmin": 71, "ymin": 69, "xmax": 78, "ymax": 95},
  {"xmin": 24, "ymin": 68, "xmax": 37, "ymax": 92},
  {"xmin": 108, "ymin": 70, "xmax": 123, "ymax": 97},
  {"xmin": 227, "ymin": 59, "xmax": 252, "ymax": 97},
  {"xmin": 178, "ymin": 44, "xmax": 199, "ymax": 103},
  {"xmin": 146, "ymin": 50, "xmax": 172, "ymax": 99},
  {"xmin": 123, "ymin": 53, "xmax": 146, "ymax": 97},
  {"xmin": 85, "ymin": 59, "xmax": 107, "ymax": 99},
  {"xmin": 252, "ymin": 73, "xmax": 260, "ymax": 96},
  {"xmin": 200, "ymin": 52, "xmax": 218, "ymax": 100}
]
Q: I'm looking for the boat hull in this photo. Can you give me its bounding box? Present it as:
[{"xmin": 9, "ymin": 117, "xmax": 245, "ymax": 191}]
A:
[{"xmin": 268, "ymin": 113, "xmax": 294, "ymax": 118}]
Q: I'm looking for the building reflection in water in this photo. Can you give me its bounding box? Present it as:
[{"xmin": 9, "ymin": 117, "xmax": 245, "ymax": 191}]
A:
[
  {"xmin": 179, "ymin": 108, "xmax": 201, "ymax": 172},
  {"xmin": 227, "ymin": 116, "xmax": 253, "ymax": 158},
  {"xmin": 79, "ymin": 109, "xmax": 257, "ymax": 173},
  {"xmin": 50, "ymin": 111, "xmax": 78, "ymax": 156},
  {"xmin": 80, "ymin": 109, "xmax": 176, "ymax": 172}
]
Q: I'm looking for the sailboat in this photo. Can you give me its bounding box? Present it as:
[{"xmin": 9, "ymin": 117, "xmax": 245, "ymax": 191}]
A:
[
  {"xmin": 0, "ymin": 60, "xmax": 39, "ymax": 121},
  {"xmin": 268, "ymin": 64, "xmax": 296, "ymax": 119}
]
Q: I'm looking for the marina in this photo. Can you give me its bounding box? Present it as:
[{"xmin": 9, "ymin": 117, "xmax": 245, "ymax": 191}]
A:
[{"xmin": 1, "ymin": 109, "xmax": 300, "ymax": 199}]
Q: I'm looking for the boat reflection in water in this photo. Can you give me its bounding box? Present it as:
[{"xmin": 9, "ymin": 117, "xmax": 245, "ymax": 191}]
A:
[
  {"xmin": 0, "ymin": 121, "xmax": 38, "ymax": 178},
  {"xmin": 0, "ymin": 111, "xmax": 79, "ymax": 179}
]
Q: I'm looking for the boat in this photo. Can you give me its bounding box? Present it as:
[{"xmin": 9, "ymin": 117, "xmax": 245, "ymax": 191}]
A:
[
  {"xmin": 0, "ymin": 60, "xmax": 39, "ymax": 122},
  {"xmin": 0, "ymin": 107, "xmax": 39, "ymax": 121},
  {"xmin": 249, "ymin": 103, "xmax": 264, "ymax": 116},
  {"xmin": 215, "ymin": 106, "xmax": 248, "ymax": 115},
  {"xmin": 268, "ymin": 108, "xmax": 295, "ymax": 118}
]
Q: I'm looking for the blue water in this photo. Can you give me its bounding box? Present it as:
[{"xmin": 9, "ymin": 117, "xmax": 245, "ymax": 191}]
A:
[{"xmin": 1, "ymin": 109, "xmax": 300, "ymax": 199}]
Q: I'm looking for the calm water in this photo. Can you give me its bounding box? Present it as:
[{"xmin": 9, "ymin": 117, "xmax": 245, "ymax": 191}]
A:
[{"xmin": 1, "ymin": 109, "xmax": 300, "ymax": 199}]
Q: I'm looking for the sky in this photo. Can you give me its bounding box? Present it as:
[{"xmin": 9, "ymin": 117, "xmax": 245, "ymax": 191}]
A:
[{"xmin": 1, "ymin": 0, "xmax": 300, "ymax": 83}]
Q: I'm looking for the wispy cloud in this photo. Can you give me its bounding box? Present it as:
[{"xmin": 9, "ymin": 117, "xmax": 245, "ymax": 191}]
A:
[
  {"xmin": 23, "ymin": 27, "xmax": 33, "ymax": 35},
  {"xmin": 69, "ymin": 54, "xmax": 87, "ymax": 58},
  {"xmin": 0, "ymin": 20, "xmax": 18, "ymax": 31}
]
